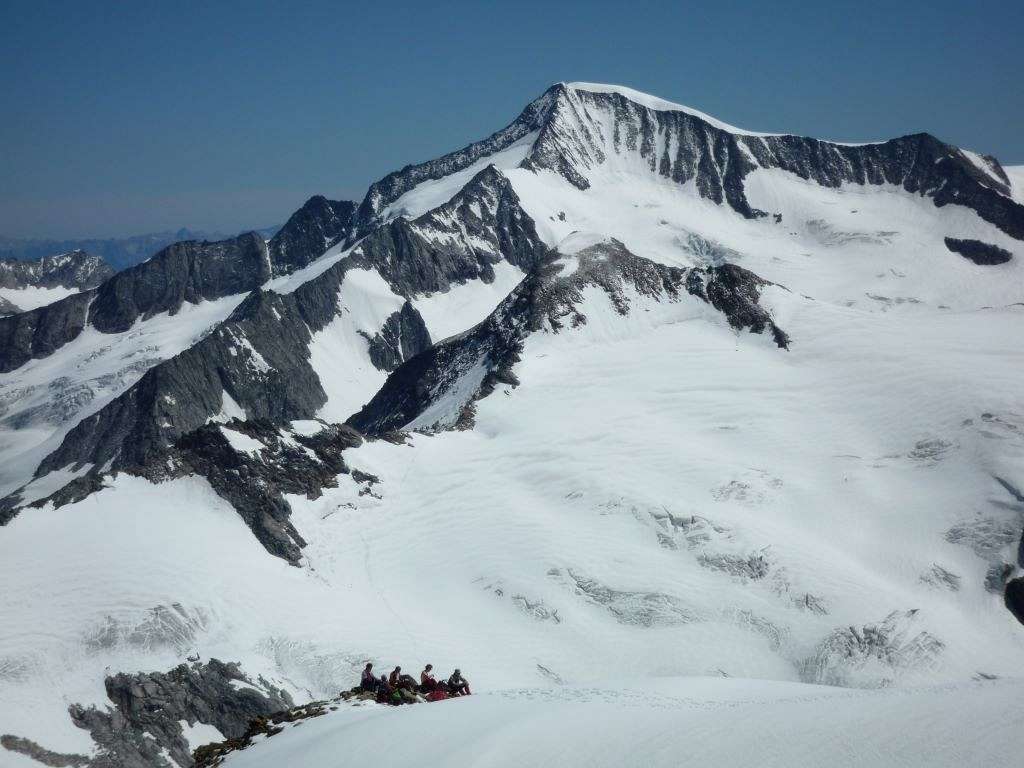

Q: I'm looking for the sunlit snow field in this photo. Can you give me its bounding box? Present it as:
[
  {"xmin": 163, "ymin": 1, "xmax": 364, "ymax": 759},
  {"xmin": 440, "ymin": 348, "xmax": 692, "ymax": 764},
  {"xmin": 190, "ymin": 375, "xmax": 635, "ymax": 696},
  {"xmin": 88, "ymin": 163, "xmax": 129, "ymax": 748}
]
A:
[{"xmin": 1, "ymin": 87, "xmax": 1023, "ymax": 763}]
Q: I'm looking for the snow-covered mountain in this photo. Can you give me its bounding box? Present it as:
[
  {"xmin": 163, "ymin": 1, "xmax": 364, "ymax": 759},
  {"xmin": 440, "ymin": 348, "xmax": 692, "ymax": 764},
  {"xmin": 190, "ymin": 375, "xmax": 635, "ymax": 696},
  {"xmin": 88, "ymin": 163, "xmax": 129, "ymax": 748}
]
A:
[
  {"xmin": 0, "ymin": 250, "xmax": 114, "ymax": 316},
  {"xmin": 1, "ymin": 83, "xmax": 1023, "ymax": 767}
]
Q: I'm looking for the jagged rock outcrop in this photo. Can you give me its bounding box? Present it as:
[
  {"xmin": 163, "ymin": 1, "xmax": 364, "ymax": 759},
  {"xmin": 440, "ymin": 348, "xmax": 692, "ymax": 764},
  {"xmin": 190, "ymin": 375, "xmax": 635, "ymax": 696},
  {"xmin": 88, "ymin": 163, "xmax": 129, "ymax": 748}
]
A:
[
  {"xmin": 349, "ymin": 240, "xmax": 787, "ymax": 435},
  {"xmin": 267, "ymin": 196, "xmax": 355, "ymax": 275},
  {"xmin": 0, "ymin": 198, "xmax": 356, "ymax": 373},
  {"xmin": 351, "ymin": 89, "xmax": 558, "ymax": 235},
  {"xmin": 161, "ymin": 420, "xmax": 367, "ymax": 564},
  {"xmin": 0, "ymin": 234, "xmax": 269, "ymax": 372},
  {"xmin": 30, "ymin": 286, "xmax": 329, "ymax": 479},
  {"xmin": 525, "ymin": 85, "xmax": 1024, "ymax": 238},
  {"xmin": 1006, "ymin": 578, "xmax": 1024, "ymax": 625},
  {"xmin": 89, "ymin": 233, "xmax": 273, "ymax": 334},
  {"xmin": 1, "ymin": 659, "xmax": 292, "ymax": 768},
  {"xmin": 354, "ymin": 165, "xmax": 547, "ymax": 295},
  {"xmin": 0, "ymin": 289, "xmax": 95, "ymax": 371},
  {"xmin": 686, "ymin": 263, "xmax": 790, "ymax": 348},
  {"xmin": 944, "ymin": 237, "xmax": 1013, "ymax": 265},
  {"xmin": 0, "ymin": 249, "xmax": 114, "ymax": 291},
  {"xmin": 354, "ymin": 83, "xmax": 1024, "ymax": 244},
  {"xmin": 366, "ymin": 301, "xmax": 432, "ymax": 371}
]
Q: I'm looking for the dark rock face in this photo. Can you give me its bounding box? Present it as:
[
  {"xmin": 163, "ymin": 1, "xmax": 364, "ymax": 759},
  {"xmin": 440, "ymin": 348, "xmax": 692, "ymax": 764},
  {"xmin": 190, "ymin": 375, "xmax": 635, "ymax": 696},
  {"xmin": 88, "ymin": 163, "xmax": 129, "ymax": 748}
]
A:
[
  {"xmin": 523, "ymin": 86, "xmax": 1024, "ymax": 240},
  {"xmin": 351, "ymin": 89, "xmax": 559, "ymax": 235},
  {"xmin": 163, "ymin": 420, "xmax": 366, "ymax": 564},
  {"xmin": 0, "ymin": 234, "xmax": 270, "ymax": 372},
  {"xmin": 686, "ymin": 263, "xmax": 790, "ymax": 348},
  {"xmin": 23, "ymin": 247, "xmax": 435, "ymax": 489},
  {"xmin": 0, "ymin": 249, "xmax": 114, "ymax": 291},
  {"xmin": 348, "ymin": 277, "xmax": 532, "ymax": 435},
  {"xmin": 355, "ymin": 166, "xmax": 547, "ymax": 296},
  {"xmin": 1006, "ymin": 578, "xmax": 1024, "ymax": 626},
  {"xmin": 350, "ymin": 241, "xmax": 788, "ymax": 436},
  {"xmin": 358, "ymin": 83, "xmax": 1024, "ymax": 248},
  {"xmin": 0, "ymin": 296, "xmax": 19, "ymax": 315},
  {"xmin": 0, "ymin": 290, "xmax": 94, "ymax": 371},
  {"xmin": 267, "ymin": 196, "xmax": 356, "ymax": 276},
  {"xmin": 0, "ymin": 199, "xmax": 356, "ymax": 374},
  {"xmin": 89, "ymin": 233, "xmax": 272, "ymax": 334},
  {"xmin": 76, "ymin": 659, "xmax": 289, "ymax": 768},
  {"xmin": 2, "ymin": 659, "xmax": 290, "ymax": 768},
  {"xmin": 943, "ymin": 237, "xmax": 1013, "ymax": 265},
  {"xmin": 31, "ymin": 288, "xmax": 323, "ymax": 478},
  {"xmin": 366, "ymin": 301, "xmax": 432, "ymax": 371}
]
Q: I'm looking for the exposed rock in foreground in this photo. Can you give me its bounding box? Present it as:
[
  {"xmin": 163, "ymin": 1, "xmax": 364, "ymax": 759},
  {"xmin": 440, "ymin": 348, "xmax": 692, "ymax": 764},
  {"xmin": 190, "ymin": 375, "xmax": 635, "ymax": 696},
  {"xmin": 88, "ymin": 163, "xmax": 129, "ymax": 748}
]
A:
[
  {"xmin": 193, "ymin": 697, "xmax": 359, "ymax": 767},
  {"xmin": 1, "ymin": 659, "xmax": 292, "ymax": 768}
]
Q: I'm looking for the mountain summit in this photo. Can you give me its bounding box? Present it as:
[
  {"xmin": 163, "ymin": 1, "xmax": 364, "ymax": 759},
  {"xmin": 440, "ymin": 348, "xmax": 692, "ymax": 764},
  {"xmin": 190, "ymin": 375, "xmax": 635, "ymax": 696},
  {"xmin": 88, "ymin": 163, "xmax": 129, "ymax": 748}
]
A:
[{"xmin": 1, "ymin": 84, "xmax": 1023, "ymax": 767}]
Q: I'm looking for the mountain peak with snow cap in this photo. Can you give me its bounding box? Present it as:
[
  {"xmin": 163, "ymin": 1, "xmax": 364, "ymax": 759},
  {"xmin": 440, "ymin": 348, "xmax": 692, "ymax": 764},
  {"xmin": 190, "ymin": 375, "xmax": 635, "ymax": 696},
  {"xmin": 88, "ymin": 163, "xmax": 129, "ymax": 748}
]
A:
[
  {"xmin": 352, "ymin": 82, "xmax": 1021, "ymax": 242},
  {"xmin": 2, "ymin": 79, "xmax": 1024, "ymax": 768}
]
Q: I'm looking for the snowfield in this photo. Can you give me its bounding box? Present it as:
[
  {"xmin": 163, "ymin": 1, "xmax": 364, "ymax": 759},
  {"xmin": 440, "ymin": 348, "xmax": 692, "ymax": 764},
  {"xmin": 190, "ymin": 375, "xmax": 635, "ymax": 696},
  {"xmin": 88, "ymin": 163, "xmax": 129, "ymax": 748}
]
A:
[
  {"xmin": 0, "ymin": 284, "xmax": 80, "ymax": 314},
  {"xmin": 1, "ymin": 83, "xmax": 1022, "ymax": 766},
  {"xmin": 221, "ymin": 677, "xmax": 1024, "ymax": 768}
]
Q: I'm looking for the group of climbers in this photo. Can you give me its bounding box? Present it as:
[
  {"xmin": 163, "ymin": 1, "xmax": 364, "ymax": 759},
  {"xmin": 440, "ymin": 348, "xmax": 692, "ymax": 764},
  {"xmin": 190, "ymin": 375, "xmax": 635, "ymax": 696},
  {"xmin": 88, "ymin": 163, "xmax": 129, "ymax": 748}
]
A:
[{"xmin": 359, "ymin": 662, "xmax": 471, "ymax": 705}]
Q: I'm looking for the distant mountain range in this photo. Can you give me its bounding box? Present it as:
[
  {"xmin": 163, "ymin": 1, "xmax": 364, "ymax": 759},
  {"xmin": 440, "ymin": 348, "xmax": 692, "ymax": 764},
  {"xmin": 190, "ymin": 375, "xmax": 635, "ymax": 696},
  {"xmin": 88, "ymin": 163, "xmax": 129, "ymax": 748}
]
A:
[{"xmin": 0, "ymin": 225, "xmax": 280, "ymax": 271}]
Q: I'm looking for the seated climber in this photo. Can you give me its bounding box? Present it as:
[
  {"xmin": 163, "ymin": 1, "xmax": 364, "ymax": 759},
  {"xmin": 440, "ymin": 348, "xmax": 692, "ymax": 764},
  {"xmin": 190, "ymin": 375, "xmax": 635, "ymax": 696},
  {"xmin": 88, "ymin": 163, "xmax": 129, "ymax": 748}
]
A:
[
  {"xmin": 360, "ymin": 662, "xmax": 378, "ymax": 692},
  {"xmin": 389, "ymin": 665, "xmax": 403, "ymax": 688},
  {"xmin": 420, "ymin": 663, "xmax": 438, "ymax": 692},
  {"xmin": 377, "ymin": 673, "xmax": 395, "ymax": 704},
  {"xmin": 448, "ymin": 668, "xmax": 471, "ymax": 696}
]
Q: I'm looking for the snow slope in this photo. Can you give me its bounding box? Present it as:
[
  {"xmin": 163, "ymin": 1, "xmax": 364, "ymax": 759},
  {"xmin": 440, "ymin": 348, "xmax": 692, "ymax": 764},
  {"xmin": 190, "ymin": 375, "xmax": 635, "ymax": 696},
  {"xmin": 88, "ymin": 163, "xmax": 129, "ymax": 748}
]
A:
[
  {"xmin": 380, "ymin": 131, "xmax": 539, "ymax": 222},
  {"xmin": 224, "ymin": 677, "xmax": 1024, "ymax": 768},
  {"xmin": 307, "ymin": 268, "xmax": 408, "ymax": 422},
  {"xmin": 0, "ymin": 284, "xmax": 80, "ymax": 313},
  {"xmin": 565, "ymin": 81, "xmax": 785, "ymax": 137},
  {"xmin": 2, "ymin": 276, "xmax": 1022, "ymax": 755}
]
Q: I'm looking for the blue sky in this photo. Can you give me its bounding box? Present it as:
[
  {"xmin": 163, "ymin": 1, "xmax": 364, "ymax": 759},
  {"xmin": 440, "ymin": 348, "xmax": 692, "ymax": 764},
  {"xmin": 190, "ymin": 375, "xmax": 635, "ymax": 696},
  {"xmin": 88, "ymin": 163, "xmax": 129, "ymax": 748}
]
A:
[{"xmin": 1, "ymin": 0, "xmax": 1021, "ymax": 239}]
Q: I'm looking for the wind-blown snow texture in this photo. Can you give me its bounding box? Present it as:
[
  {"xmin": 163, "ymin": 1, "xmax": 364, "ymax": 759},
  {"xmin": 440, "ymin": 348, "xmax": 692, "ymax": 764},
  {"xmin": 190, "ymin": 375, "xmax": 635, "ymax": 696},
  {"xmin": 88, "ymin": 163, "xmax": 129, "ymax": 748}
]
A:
[{"xmin": 1, "ymin": 83, "xmax": 1023, "ymax": 767}]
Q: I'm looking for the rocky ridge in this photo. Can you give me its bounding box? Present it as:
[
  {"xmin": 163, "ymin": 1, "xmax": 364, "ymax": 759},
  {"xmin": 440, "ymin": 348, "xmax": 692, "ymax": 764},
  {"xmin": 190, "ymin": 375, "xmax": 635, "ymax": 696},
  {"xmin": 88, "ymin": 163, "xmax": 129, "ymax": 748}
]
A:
[
  {"xmin": 0, "ymin": 249, "xmax": 114, "ymax": 292},
  {"xmin": 1, "ymin": 659, "xmax": 292, "ymax": 768},
  {"xmin": 0, "ymin": 198, "xmax": 354, "ymax": 373},
  {"xmin": 349, "ymin": 239, "xmax": 788, "ymax": 435}
]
